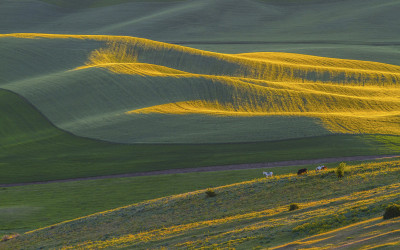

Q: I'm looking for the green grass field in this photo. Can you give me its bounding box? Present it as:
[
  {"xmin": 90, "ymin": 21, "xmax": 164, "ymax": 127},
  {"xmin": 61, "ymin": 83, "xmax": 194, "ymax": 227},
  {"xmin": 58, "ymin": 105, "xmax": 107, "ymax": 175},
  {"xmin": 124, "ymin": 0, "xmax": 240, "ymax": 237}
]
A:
[
  {"xmin": 2, "ymin": 88, "xmax": 399, "ymax": 184},
  {"xmin": 2, "ymin": 160, "xmax": 400, "ymax": 249}
]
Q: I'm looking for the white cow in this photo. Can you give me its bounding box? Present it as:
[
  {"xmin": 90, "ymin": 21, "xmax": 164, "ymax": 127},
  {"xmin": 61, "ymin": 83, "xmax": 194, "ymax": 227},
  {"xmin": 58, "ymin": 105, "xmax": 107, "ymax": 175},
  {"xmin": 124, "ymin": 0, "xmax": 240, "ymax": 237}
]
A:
[
  {"xmin": 316, "ymin": 165, "xmax": 327, "ymax": 171},
  {"xmin": 263, "ymin": 171, "xmax": 273, "ymax": 178}
]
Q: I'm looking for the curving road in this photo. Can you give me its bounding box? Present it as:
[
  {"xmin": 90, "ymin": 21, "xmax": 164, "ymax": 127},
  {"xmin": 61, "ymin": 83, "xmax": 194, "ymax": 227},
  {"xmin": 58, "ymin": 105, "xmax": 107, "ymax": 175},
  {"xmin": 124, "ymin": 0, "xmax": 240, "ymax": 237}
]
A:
[{"xmin": 1, "ymin": 155, "xmax": 399, "ymax": 188}]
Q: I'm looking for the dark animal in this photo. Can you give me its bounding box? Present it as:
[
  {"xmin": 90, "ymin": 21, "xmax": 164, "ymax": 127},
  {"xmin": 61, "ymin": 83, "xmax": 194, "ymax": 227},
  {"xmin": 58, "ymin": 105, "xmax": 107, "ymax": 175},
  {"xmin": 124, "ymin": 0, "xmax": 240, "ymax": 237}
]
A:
[{"xmin": 297, "ymin": 168, "xmax": 308, "ymax": 175}]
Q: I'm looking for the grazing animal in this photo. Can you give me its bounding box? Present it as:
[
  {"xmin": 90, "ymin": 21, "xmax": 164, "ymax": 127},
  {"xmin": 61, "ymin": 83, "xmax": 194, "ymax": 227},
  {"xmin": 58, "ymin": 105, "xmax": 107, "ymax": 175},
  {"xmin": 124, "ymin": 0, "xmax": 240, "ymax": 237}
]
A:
[
  {"xmin": 297, "ymin": 168, "xmax": 308, "ymax": 175},
  {"xmin": 316, "ymin": 165, "xmax": 327, "ymax": 171},
  {"xmin": 263, "ymin": 171, "xmax": 273, "ymax": 178}
]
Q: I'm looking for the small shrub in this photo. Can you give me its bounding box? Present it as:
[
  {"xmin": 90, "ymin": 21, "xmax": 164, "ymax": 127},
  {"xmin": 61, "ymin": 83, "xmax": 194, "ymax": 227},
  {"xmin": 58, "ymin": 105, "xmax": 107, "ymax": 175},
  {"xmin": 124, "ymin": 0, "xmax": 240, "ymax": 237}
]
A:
[
  {"xmin": 336, "ymin": 162, "xmax": 346, "ymax": 178},
  {"xmin": 289, "ymin": 203, "xmax": 299, "ymax": 211},
  {"xmin": 205, "ymin": 188, "xmax": 217, "ymax": 198},
  {"xmin": 383, "ymin": 204, "xmax": 400, "ymax": 220},
  {"xmin": 1, "ymin": 233, "xmax": 20, "ymax": 242}
]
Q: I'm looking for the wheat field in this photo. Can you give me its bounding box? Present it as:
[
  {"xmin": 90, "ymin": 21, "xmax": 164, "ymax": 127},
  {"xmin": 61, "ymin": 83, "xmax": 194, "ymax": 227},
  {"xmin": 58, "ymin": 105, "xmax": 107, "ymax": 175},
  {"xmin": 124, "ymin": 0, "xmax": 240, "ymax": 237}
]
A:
[{"xmin": 1, "ymin": 33, "xmax": 400, "ymax": 141}]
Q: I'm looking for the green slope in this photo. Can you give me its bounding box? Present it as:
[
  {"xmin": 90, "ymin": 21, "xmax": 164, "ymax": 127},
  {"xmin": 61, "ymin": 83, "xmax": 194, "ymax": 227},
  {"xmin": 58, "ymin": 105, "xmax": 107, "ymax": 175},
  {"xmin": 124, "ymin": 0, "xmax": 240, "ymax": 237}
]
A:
[
  {"xmin": 0, "ymin": 90, "xmax": 60, "ymax": 146},
  {"xmin": 1, "ymin": 89, "xmax": 398, "ymax": 184},
  {"xmin": 1, "ymin": 61, "xmax": 332, "ymax": 143},
  {"xmin": 2, "ymin": 160, "xmax": 400, "ymax": 249},
  {"xmin": 0, "ymin": 37, "xmax": 104, "ymax": 83}
]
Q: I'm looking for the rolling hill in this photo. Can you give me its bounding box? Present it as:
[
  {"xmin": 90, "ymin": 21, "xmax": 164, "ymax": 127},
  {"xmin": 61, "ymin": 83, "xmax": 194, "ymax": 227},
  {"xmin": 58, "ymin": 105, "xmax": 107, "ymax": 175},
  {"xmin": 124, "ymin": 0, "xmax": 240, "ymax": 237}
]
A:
[
  {"xmin": 3, "ymin": 87, "xmax": 396, "ymax": 184},
  {"xmin": 1, "ymin": 33, "xmax": 400, "ymax": 143}
]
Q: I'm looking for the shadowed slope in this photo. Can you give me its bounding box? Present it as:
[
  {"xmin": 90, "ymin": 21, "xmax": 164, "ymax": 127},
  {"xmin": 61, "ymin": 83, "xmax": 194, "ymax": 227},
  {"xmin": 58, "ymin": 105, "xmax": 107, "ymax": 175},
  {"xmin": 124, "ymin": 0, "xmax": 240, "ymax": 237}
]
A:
[{"xmin": 0, "ymin": 90, "xmax": 61, "ymax": 146}]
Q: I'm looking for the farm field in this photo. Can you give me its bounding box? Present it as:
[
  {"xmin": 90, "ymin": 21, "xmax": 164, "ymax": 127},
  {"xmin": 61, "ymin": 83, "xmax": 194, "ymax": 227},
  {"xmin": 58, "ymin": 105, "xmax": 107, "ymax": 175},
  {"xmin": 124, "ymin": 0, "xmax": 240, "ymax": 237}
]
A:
[
  {"xmin": 1, "ymin": 88, "xmax": 399, "ymax": 184},
  {"xmin": 2, "ymin": 160, "xmax": 400, "ymax": 249},
  {"xmin": 1, "ymin": 0, "xmax": 400, "ymax": 248}
]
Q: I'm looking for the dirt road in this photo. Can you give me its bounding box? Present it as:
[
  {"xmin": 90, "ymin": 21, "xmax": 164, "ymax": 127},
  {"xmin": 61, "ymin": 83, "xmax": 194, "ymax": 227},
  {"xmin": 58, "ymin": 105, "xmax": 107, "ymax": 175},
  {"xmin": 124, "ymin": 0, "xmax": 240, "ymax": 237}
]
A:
[{"xmin": 1, "ymin": 155, "xmax": 398, "ymax": 187}]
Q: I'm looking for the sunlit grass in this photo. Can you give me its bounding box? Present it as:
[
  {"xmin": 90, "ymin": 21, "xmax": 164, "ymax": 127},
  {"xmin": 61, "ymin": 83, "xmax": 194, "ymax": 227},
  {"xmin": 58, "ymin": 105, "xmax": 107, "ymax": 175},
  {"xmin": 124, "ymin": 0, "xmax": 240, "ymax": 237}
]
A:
[
  {"xmin": 61, "ymin": 162, "xmax": 400, "ymax": 249},
  {"xmin": 3, "ymin": 160, "xmax": 400, "ymax": 249}
]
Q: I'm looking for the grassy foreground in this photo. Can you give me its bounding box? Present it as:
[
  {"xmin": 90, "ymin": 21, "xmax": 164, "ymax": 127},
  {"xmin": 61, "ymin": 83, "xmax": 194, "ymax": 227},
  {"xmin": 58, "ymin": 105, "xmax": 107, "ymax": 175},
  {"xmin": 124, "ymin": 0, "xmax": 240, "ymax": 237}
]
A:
[
  {"xmin": 1, "ymin": 158, "xmax": 397, "ymax": 237},
  {"xmin": 2, "ymin": 160, "xmax": 400, "ymax": 249},
  {"xmin": 0, "ymin": 164, "xmax": 319, "ymax": 236}
]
